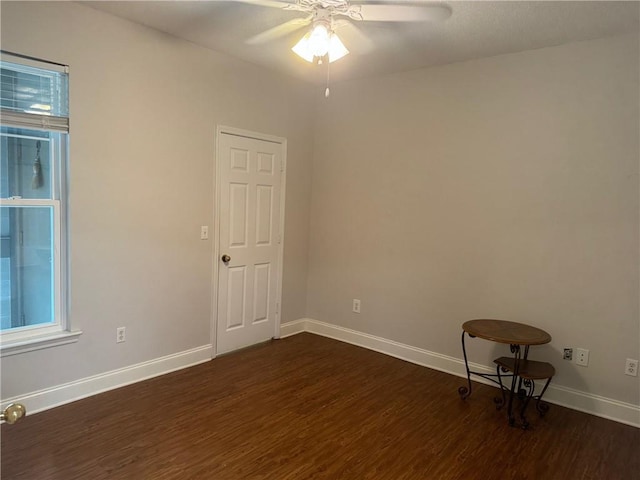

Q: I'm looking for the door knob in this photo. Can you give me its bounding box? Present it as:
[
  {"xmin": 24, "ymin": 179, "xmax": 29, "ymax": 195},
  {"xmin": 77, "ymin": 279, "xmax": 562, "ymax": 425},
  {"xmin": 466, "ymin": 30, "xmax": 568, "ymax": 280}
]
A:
[
  {"xmin": 1, "ymin": 403, "xmax": 26, "ymax": 424},
  {"xmin": 221, "ymin": 254, "xmax": 231, "ymax": 263}
]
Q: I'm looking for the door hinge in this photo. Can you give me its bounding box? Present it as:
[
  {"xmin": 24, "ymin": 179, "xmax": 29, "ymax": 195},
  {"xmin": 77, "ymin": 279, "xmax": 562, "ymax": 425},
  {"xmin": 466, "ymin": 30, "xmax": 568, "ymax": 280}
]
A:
[
  {"xmin": 276, "ymin": 302, "xmax": 280, "ymax": 314},
  {"xmin": 277, "ymin": 234, "xmax": 282, "ymax": 244},
  {"xmin": 280, "ymin": 159, "xmax": 285, "ymax": 172}
]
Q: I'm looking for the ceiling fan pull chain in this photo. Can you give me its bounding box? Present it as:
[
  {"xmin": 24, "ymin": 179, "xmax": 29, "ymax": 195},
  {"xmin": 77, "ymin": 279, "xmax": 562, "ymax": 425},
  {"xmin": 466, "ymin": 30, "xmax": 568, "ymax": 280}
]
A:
[{"xmin": 325, "ymin": 55, "xmax": 331, "ymax": 98}]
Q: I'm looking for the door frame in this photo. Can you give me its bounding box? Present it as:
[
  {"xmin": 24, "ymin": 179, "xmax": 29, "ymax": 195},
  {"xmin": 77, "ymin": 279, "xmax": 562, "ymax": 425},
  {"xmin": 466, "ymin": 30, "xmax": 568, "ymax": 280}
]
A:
[{"xmin": 211, "ymin": 125, "xmax": 287, "ymax": 357}]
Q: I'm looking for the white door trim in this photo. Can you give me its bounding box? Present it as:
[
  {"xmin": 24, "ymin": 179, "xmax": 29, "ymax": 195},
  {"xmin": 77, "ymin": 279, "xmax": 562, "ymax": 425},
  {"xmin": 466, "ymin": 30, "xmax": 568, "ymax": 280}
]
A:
[{"xmin": 211, "ymin": 125, "xmax": 287, "ymax": 357}]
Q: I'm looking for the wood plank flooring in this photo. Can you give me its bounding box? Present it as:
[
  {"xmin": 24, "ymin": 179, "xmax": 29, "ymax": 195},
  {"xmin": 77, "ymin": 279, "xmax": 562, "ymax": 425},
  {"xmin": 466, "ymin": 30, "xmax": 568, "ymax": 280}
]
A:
[{"xmin": 1, "ymin": 333, "xmax": 638, "ymax": 479}]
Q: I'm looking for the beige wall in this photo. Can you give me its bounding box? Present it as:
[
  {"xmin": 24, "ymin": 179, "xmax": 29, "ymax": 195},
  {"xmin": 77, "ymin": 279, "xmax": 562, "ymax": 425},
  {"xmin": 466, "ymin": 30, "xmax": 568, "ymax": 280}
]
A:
[
  {"xmin": 308, "ymin": 33, "xmax": 639, "ymax": 405},
  {"xmin": 0, "ymin": 1, "xmax": 314, "ymax": 398}
]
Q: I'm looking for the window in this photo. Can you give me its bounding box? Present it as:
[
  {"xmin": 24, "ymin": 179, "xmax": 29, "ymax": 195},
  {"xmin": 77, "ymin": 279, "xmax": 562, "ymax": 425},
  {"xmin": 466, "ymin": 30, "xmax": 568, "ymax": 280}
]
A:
[{"xmin": 0, "ymin": 52, "xmax": 79, "ymax": 355}]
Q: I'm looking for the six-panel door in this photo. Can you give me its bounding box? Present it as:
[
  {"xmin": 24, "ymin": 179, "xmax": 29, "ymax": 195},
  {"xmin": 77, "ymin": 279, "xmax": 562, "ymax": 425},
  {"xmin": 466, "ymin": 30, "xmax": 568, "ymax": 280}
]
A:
[{"xmin": 216, "ymin": 133, "xmax": 283, "ymax": 354}]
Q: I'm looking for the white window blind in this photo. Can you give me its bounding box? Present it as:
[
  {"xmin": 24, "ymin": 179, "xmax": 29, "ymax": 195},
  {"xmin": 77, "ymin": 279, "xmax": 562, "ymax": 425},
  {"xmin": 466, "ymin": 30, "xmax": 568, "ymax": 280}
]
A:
[{"xmin": 0, "ymin": 53, "xmax": 69, "ymax": 132}]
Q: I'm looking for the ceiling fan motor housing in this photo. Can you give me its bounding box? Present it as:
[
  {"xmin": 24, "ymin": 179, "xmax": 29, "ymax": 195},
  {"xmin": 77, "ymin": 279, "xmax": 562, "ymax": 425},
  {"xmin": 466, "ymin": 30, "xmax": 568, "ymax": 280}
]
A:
[{"xmin": 290, "ymin": 0, "xmax": 363, "ymax": 22}]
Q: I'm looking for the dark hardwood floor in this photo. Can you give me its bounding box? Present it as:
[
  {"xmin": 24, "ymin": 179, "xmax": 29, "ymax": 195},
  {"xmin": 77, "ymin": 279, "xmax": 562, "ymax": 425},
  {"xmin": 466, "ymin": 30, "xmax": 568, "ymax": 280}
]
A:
[{"xmin": 1, "ymin": 333, "xmax": 638, "ymax": 479}]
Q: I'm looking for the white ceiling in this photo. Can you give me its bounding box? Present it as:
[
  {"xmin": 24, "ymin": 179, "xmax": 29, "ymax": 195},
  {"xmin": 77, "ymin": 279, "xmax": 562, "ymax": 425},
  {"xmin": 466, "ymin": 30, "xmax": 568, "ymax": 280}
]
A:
[{"xmin": 84, "ymin": 1, "xmax": 639, "ymax": 84}]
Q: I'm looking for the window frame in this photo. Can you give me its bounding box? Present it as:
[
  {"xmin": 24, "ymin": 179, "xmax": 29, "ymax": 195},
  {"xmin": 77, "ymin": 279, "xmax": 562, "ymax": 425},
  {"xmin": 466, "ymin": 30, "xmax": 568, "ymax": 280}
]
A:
[{"xmin": 0, "ymin": 52, "xmax": 80, "ymax": 357}]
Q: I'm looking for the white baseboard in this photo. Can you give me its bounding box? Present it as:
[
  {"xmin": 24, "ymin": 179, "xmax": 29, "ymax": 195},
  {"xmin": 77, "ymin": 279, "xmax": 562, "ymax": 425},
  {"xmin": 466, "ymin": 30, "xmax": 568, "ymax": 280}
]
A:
[
  {"xmin": 282, "ymin": 318, "xmax": 640, "ymax": 428},
  {"xmin": 279, "ymin": 318, "xmax": 307, "ymax": 338},
  {"xmin": 1, "ymin": 344, "xmax": 213, "ymax": 416}
]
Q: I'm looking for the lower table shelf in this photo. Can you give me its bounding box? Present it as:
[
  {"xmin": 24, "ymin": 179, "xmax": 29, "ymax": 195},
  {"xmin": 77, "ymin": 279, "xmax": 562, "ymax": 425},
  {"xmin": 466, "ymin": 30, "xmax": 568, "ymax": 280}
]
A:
[{"xmin": 494, "ymin": 356, "xmax": 555, "ymax": 428}]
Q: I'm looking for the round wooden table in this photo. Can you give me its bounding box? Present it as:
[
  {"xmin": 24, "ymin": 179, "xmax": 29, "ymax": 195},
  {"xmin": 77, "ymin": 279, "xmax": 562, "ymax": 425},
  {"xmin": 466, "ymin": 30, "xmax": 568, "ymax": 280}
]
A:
[
  {"xmin": 459, "ymin": 319, "xmax": 552, "ymax": 427},
  {"xmin": 463, "ymin": 319, "xmax": 551, "ymax": 346}
]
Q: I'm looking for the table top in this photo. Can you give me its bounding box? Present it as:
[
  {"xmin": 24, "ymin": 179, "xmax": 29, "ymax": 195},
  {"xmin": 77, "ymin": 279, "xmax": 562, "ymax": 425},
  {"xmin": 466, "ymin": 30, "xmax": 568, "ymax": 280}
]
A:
[{"xmin": 462, "ymin": 319, "xmax": 551, "ymax": 346}]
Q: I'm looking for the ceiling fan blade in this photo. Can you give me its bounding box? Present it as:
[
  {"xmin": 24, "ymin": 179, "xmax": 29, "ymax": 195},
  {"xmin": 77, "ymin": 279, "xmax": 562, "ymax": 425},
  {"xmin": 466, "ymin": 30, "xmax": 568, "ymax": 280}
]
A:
[
  {"xmin": 355, "ymin": 3, "xmax": 452, "ymax": 22},
  {"xmin": 226, "ymin": 0, "xmax": 295, "ymax": 9},
  {"xmin": 334, "ymin": 19, "xmax": 375, "ymax": 55},
  {"xmin": 245, "ymin": 16, "xmax": 313, "ymax": 45},
  {"xmin": 225, "ymin": 0, "xmax": 312, "ymax": 13}
]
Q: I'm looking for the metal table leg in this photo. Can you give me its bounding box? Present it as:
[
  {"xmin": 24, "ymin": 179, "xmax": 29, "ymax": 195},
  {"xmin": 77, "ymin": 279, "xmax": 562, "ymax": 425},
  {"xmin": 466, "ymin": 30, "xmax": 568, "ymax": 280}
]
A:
[
  {"xmin": 506, "ymin": 344, "xmax": 521, "ymax": 426},
  {"xmin": 458, "ymin": 331, "xmax": 506, "ymax": 400},
  {"xmin": 458, "ymin": 330, "xmax": 473, "ymax": 399}
]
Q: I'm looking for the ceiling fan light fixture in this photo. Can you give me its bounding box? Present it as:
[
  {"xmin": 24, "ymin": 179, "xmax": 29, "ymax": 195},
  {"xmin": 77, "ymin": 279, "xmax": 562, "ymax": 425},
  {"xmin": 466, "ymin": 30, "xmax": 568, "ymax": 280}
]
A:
[
  {"xmin": 291, "ymin": 34, "xmax": 315, "ymax": 62},
  {"xmin": 327, "ymin": 33, "xmax": 349, "ymax": 63},
  {"xmin": 308, "ymin": 23, "xmax": 330, "ymax": 57},
  {"xmin": 292, "ymin": 23, "xmax": 349, "ymax": 63}
]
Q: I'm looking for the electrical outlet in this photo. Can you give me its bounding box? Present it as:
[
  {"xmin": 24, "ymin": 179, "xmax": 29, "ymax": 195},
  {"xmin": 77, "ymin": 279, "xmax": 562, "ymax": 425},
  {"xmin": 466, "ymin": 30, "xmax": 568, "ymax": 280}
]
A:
[
  {"xmin": 575, "ymin": 348, "xmax": 589, "ymax": 367},
  {"xmin": 352, "ymin": 299, "xmax": 361, "ymax": 314},
  {"xmin": 116, "ymin": 326, "xmax": 126, "ymax": 343},
  {"xmin": 563, "ymin": 348, "xmax": 573, "ymax": 361},
  {"xmin": 625, "ymin": 358, "xmax": 638, "ymax": 377}
]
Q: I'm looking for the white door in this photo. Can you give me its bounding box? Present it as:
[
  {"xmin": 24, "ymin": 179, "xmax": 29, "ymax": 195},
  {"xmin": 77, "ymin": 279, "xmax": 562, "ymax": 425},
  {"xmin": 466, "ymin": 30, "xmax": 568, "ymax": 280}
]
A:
[{"xmin": 216, "ymin": 130, "xmax": 284, "ymax": 355}]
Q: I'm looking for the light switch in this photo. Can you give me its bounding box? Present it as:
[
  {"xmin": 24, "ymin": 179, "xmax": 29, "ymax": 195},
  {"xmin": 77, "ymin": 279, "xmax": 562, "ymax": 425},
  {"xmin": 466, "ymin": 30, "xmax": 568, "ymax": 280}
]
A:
[{"xmin": 200, "ymin": 226, "xmax": 209, "ymax": 240}]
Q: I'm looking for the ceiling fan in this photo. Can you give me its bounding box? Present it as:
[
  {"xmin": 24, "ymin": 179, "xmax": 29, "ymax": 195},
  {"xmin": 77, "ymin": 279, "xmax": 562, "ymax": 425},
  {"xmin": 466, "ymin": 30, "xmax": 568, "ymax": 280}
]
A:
[{"xmin": 239, "ymin": 0, "xmax": 452, "ymax": 64}]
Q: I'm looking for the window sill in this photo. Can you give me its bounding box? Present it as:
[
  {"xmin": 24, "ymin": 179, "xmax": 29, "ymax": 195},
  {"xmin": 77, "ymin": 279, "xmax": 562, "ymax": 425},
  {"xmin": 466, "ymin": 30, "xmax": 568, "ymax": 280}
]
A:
[{"xmin": 0, "ymin": 330, "xmax": 82, "ymax": 357}]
